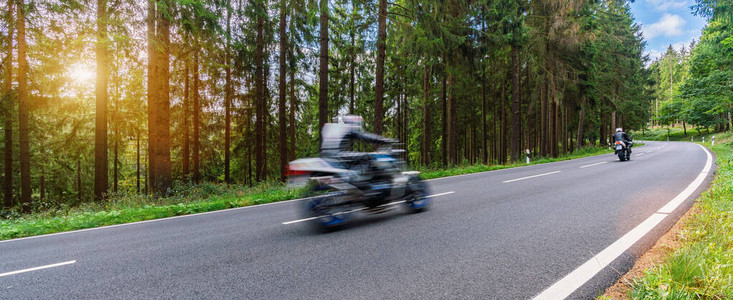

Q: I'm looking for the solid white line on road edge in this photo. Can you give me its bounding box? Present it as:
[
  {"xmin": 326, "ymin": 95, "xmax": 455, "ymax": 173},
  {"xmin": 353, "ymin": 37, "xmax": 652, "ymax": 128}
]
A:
[
  {"xmin": 580, "ymin": 162, "xmax": 607, "ymax": 169},
  {"xmin": 658, "ymin": 144, "xmax": 713, "ymax": 214},
  {"xmin": 281, "ymin": 191, "xmax": 455, "ymax": 225},
  {"xmin": 0, "ymin": 260, "xmax": 76, "ymax": 278},
  {"xmin": 533, "ymin": 143, "xmax": 713, "ymax": 300},
  {"xmin": 533, "ymin": 214, "xmax": 668, "ymax": 300},
  {"xmin": 502, "ymin": 171, "xmax": 561, "ymax": 183}
]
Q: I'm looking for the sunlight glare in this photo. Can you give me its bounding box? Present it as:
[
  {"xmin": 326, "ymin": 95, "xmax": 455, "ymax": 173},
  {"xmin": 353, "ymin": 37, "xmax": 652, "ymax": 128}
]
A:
[{"xmin": 68, "ymin": 64, "xmax": 95, "ymax": 83}]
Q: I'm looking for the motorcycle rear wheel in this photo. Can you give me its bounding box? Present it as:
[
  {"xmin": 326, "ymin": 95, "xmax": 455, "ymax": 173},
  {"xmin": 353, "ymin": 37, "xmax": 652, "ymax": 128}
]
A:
[{"xmin": 618, "ymin": 151, "xmax": 626, "ymax": 161}]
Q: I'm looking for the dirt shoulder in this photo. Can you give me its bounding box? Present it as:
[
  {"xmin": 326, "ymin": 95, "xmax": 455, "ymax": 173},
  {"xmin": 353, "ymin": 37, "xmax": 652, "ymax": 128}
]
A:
[{"xmin": 600, "ymin": 204, "xmax": 700, "ymax": 299}]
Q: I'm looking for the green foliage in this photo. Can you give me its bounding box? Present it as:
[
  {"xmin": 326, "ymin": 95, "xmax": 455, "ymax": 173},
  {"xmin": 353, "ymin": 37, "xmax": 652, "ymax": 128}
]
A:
[
  {"xmin": 652, "ymin": 0, "xmax": 732, "ymax": 132},
  {"xmin": 630, "ymin": 132, "xmax": 733, "ymax": 299},
  {"xmin": 1, "ymin": 0, "xmax": 656, "ymax": 214}
]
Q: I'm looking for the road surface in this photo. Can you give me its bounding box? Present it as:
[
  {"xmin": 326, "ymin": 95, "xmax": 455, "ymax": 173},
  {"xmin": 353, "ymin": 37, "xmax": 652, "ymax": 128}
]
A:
[{"xmin": 0, "ymin": 141, "xmax": 714, "ymax": 299}]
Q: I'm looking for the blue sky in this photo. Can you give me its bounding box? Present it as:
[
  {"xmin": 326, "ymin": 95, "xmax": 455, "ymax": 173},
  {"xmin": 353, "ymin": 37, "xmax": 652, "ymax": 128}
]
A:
[{"xmin": 628, "ymin": 0, "xmax": 708, "ymax": 62}]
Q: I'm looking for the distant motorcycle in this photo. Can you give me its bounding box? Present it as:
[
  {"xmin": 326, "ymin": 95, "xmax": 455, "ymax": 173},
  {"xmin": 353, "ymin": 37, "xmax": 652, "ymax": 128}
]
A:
[
  {"xmin": 287, "ymin": 145, "xmax": 430, "ymax": 231},
  {"xmin": 613, "ymin": 140, "xmax": 632, "ymax": 161}
]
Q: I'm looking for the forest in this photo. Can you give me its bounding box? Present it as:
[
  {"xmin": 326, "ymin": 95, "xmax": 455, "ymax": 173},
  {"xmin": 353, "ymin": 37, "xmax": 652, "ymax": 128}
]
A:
[{"xmin": 0, "ymin": 0, "xmax": 726, "ymax": 214}]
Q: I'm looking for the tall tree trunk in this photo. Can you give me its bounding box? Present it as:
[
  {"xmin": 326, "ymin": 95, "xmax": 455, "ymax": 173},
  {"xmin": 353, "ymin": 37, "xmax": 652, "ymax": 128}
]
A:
[
  {"xmin": 136, "ymin": 130, "xmax": 141, "ymax": 194},
  {"xmin": 193, "ymin": 52, "xmax": 200, "ymax": 183},
  {"xmin": 500, "ymin": 79, "xmax": 507, "ymax": 164},
  {"xmin": 289, "ymin": 58, "xmax": 296, "ymax": 162},
  {"xmin": 448, "ymin": 72, "xmax": 457, "ymax": 165},
  {"xmin": 576, "ymin": 96, "xmax": 586, "ymax": 149},
  {"xmin": 255, "ymin": 0, "xmax": 266, "ymax": 181},
  {"xmin": 40, "ymin": 169, "xmax": 45, "ymax": 201},
  {"xmin": 373, "ymin": 0, "xmax": 387, "ymax": 134},
  {"xmin": 114, "ymin": 127, "xmax": 118, "ymax": 193},
  {"xmin": 17, "ymin": 0, "xmax": 31, "ymax": 211},
  {"xmin": 153, "ymin": 0, "xmax": 172, "ymax": 195},
  {"xmin": 182, "ymin": 59, "xmax": 190, "ymax": 179},
  {"xmin": 318, "ymin": 0, "xmax": 329, "ymax": 133},
  {"xmin": 77, "ymin": 158, "xmax": 82, "ymax": 203},
  {"xmin": 551, "ymin": 100, "xmax": 559, "ymax": 158},
  {"xmin": 3, "ymin": 0, "xmax": 14, "ymax": 209},
  {"xmin": 278, "ymin": 0, "xmax": 287, "ymax": 182},
  {"xmin": 422, "ymin": 64, "xmax": 431, "ymax": 166},
  {"xmin": 349, "ymin": 32, "xmax": 355, "ymax": 114},
  {"xmin": 148, "ymin": 0, "xmax": 172, "ymax": 196},
  {"xmin": 147, "ymin": 0, "xmax": 157, "ymax": 192},
  {"xmin": 94, "ymin": 0, "xmax": 109, "ymax": 200},
  {"xmin": 510, "ymin": 46, "xmax": 521, "ymax": 162},
  {"xmin": 225, "ymin": 8, "xmax": 232, "ymax": 184},
  {"xmin": 682, "ymin": 121, "xmax": 687, "ymax": 136},
  {"xmin": 441, "ymin": 68, "xmax": 447, "ymax": 166},
  {"xmin": 481, "ymin": 66, "xmax": 487, "ymax": 164},
  {"xmin": 549, "ymin": 59, "xmax": 558, "ymax": 158}
]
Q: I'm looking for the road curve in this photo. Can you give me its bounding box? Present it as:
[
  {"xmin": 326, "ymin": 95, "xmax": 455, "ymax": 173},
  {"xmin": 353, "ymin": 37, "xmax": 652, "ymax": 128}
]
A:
[{"xmin": 0, "ymin": 141, "xmax": 714, "ymax": 299}]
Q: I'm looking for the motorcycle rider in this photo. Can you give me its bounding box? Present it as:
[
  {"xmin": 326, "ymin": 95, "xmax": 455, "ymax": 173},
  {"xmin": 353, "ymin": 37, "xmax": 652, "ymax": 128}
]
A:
[
  {"xmin": 612, "ymin": 127, "xmax": 633, "ymax": 153},
  {"xmin": 319, "ymin": 115, "xmax": 395, "ymax": 172}
]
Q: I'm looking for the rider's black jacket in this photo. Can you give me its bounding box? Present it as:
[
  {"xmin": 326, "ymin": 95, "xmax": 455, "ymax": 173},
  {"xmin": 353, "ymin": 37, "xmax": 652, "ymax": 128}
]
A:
[
  {"xmin": 612, "ymin": 131, "xmax": 632, "ymax": 144},
  {"xmin": 319, "ymin": 123, "xmax": 394, "ymax": 158}
]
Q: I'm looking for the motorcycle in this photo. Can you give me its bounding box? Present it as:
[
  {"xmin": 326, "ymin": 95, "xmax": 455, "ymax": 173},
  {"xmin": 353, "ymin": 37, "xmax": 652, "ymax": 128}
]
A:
[
  {"xmin": 287, "ymin": 146, "xmax": 430, "ymax": 231},
  {"xmin": 613, "ymin": 140, "xmax": 632, "ymax": 161}
]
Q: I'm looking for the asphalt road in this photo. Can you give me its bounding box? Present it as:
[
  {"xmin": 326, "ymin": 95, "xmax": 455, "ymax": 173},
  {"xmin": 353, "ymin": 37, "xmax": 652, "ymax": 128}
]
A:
[{"xmin": 0, "ymin": 141, "xmax": 714, "ymax": 299}]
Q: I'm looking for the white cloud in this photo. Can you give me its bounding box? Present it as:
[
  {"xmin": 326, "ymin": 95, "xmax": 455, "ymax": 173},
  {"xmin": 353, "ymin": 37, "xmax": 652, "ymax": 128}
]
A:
[
  {"xmin": 642, "ymin": 14, "xmax": 686, "ymax": 40},
  {"xmin": 645, "ymin": 49, "xmax": 664, "ymax": 62},
  {"xmin": 647, "ymin": 0, "xmax": 688, "ymax": 11}
]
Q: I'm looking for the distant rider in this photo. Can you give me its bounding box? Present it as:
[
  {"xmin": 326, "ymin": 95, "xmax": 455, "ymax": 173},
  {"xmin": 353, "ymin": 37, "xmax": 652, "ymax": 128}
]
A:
[
  {"xmin": 612, "ymin": 128, "xmax": 633, "ymax": 153},
  {"xmin": 319, "ymin": 115, "xmax": 395, "ymax": 170}
]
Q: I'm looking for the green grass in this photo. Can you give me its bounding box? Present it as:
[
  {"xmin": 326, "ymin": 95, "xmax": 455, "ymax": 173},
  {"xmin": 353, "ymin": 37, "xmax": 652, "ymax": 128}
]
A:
[
  {"xmin": 0, "ymin": 145, "xmax": 616, "ymax": 241},
  {"xmin": 0, "ymin": 183, "xmax": 309, "ymax": 240},
  {"xmin": 629, "ymin": 131, "xmax": 733, "ymax": 299}
]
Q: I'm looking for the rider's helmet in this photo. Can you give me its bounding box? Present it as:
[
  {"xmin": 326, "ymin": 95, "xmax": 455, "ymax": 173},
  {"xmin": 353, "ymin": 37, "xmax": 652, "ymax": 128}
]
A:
[
  {"xmin": 616, "ymin": 128, "xmax": 623, "ymax": 133},
  {"xmin": 342, "ymin": 114, "xmax": 364, "ymax": 130}
]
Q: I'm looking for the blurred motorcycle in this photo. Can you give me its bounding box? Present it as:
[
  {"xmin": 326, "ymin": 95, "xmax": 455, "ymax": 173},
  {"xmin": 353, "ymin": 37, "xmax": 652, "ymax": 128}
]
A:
[{"xmin": 287, "ymin": 145, "xmax": 430, "ymax": 231}]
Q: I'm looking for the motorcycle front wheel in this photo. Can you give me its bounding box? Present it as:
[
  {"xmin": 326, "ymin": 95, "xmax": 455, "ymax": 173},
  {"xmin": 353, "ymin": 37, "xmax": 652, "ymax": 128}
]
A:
[{"xmin": 303, "ymin": 189, "xmax": 352, "ymax": 230}]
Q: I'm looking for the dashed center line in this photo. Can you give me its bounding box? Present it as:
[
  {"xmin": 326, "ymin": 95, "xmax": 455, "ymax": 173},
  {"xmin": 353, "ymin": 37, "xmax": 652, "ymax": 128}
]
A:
[
  {"xmin": 579, "ymin": 162, "xmax": 607, "ymax": 169},
  {"xmin": 0, "ymin": 260, "xmax": 76, "ymax": 278},
  {"xmin": 502, "ymin": 171, "xmax": 561, "ymax": 183}
]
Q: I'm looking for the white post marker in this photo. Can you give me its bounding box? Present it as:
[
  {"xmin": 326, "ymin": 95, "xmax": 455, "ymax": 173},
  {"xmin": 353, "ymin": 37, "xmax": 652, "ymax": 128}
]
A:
[
  {"xmin": 692, "ymin": 136, "xmax": 694, "ymax": 142},
  {"xmin": 526, "ymin": 149, "xmax": 530, "ymax": 164},
  {"xmin": 703, "ymin": 137, "xmax": 705, "ymax": 143},
  {"xmin": 712, "ymin": 136, "xmax": 715, "ymax": 146}
]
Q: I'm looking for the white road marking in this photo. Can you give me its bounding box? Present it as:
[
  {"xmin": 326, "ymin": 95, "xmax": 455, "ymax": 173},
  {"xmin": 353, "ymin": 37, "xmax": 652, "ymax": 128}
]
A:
[
  {"xmin": 281, "ymin": 191, "xmax": 455, "ymax": 225},
  {"xmin": 533, "ymin": 143, "xmax": 713, "ymax": 300},
  {"xmin": 423, "ymin": 191, "xmax": 456, "ymax": 198},
  {"xmin": 502, "ymin": 171, "xmax": 561, "ymax": 183},
  {"xmin": 579, "ymin": 162, "xmax": 607, "ymax": 169},
  {"xmin": 658, "ymin": 144, "xmax": 713, "ymax": 214},
  {"xmin": 637, "ymin": 153, "xmax": 646, "ymax": 156},
  {"xmin": 0, "ymin": 260, "xmax": 76, "ymax": 278}
]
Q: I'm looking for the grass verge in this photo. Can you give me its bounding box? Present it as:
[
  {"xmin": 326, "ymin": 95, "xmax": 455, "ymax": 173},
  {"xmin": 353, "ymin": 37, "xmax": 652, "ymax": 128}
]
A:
[
  {"xmin": 628, "ymin": 131, "xmax": 733, "ymax": 299},
  {"xmin": 1, "ymin": 145, "xmax": 615, "ymax": 241}
]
